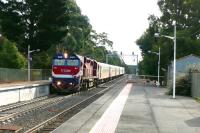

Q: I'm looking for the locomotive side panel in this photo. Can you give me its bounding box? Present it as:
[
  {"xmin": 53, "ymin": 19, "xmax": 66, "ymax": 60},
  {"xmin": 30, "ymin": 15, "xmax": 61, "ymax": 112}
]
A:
[{"xmin": 82, "ymin": 57, "xmax": 98, "ymax": 80}]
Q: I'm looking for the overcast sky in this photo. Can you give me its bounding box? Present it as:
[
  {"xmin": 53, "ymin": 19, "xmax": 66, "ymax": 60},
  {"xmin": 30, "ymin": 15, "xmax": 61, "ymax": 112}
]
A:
[{"xmin": 75, "ymin": 0, "xmax": 161, "ymax": 65}]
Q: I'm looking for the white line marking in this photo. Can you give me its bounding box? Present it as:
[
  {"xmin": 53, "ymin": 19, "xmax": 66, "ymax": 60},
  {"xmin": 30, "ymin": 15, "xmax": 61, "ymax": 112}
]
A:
[{"xmin": 89, "ymin": 83, "xmax": 132, "ymax": 133}]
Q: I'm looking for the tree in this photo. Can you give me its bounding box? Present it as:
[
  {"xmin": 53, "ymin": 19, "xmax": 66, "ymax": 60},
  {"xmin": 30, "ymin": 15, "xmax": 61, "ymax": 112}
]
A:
[
  {"xmin": 0, "ymin": 0, "xmax": 92, "ymax": 69},
  {"xmin": 0, "ymin": 0, "xmax": 127, "ymax": 70},
  {"xmin": 137, "ymin": 0, "xmax": 200, "ymax": 78},
  {"xmin": 158, "ymin": 0, "xmax": 200, "ymax": 39},
  {"xmin": 0, "ymin": 0, "xmax": 69, "ymax": 52},
  {"xmin": 0, "ymin": 37, "xmax": 26, "ymax": 68}
]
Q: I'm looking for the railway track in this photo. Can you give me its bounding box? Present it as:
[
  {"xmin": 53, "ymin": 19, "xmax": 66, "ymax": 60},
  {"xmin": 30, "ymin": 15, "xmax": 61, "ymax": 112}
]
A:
[
  {"xmin": 0, "ymin": 75, "xmax": 126, "ymax": 133},
  {"xmin": 26, "ymin": 76, "xmax": 126, "ymax": 133},
  {"xmin": 0, "ymin": 96, "xmax": 52, "ymax": 112},
  {"xmin": 0, "ymin": 96, "xmax": 69, "ymax": 122}
]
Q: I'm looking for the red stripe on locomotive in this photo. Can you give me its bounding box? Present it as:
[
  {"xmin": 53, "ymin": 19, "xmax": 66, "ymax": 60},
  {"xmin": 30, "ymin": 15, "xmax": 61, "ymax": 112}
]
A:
[{"xmin": 53, "ymin": 66, "xmax": 80, "ymax": 75}]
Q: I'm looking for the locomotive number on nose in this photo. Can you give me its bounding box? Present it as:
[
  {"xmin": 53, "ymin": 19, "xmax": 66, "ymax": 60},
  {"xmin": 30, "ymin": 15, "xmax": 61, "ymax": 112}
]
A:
[{"xmin": 61, "ymin": 69, "xmax": 71, "ymax": 72}]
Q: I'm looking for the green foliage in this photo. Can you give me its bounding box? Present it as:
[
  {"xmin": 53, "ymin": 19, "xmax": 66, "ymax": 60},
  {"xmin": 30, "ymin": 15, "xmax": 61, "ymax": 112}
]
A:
[
  {"xmin": 31, "ymin": 45, "xmax": 57, "ymax": 69},
  {"xmin": 77, "ymin": 30, "xmax": 115, "ymax": 64},
  {"xmin": 32, "ymin": 52, "xmax": 51, "ymax": 69},
  {"xmin": 158, "ymin": 0, "xmax": 200, "ymax": 38},
  {"xmin": 167, "ymin": 76, "xmax": 191, "ymax": 96},
  {"xmin": 0, "ymin": 38, "xmax": 26, "ymax": 68},
  {"xmin": 196, "ymin": 97, "xmax": 200, "ymax": 103},
  {"xmin": 0, "ymin": 0, "xmax": 128, "ymax": 71},
  {"xmin": 0, "ymin": 0, "xmax": 89, "ymax": 68},
  {"xmin": 0, "ymin": 0, "xmax": 69, "ymax": 52},
  {"xmin": 137, "ymin": 0, "xmax": 200, "ymax": 79},
  {"xmin": 107, "ymin": 53, "xmax": 122, "ymax": 66}
]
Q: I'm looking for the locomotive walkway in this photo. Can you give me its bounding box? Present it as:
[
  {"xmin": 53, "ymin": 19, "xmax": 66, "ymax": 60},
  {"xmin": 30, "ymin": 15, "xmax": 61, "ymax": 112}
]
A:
[{"xmin": 53, "ymin": 81, "xmax": 200, "ymax": 133}]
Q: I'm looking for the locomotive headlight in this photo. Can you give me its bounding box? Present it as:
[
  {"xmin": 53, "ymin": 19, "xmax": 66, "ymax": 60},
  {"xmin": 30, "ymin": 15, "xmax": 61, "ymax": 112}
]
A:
[
  {"xmin": 57, "ymin": 81, "xmax": 61, "ymax": 86},
  {"xmin": 64, "ymin": 52, "xmax": 68, "ymax": 58}
]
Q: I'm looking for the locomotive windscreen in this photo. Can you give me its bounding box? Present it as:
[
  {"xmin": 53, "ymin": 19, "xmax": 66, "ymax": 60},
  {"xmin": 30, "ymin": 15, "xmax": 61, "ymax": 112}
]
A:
[
  {"xmin": 53, "ymin": 59, "xmax": 65, "ymax": 66},
  {"xmin": 66, "ymin": 60, "xmax": 79, "ymax": 66},
  {"xmin": 53, "ymin": 59, "xmax": 80, "ymax": 66}
]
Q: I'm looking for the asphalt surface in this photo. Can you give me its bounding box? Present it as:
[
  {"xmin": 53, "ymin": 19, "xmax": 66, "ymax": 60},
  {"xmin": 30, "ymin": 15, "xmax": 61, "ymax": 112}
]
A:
[{"xmin": 53, "ymin": 82, "xmax": 200, "ymax": 133}]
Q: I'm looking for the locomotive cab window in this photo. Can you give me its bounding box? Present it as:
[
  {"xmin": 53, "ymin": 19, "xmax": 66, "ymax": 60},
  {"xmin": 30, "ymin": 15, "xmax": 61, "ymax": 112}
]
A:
[
  {"xmin": 66, "ymin": 60, "xmax": 80, "ymax": 66},
  {"xmin": 53, "ymin": 59, "xmax": 80, "ymax": 66},
  {"xmin": 53, "ymin": 59, "xmax": 65, "ymax": 66}
]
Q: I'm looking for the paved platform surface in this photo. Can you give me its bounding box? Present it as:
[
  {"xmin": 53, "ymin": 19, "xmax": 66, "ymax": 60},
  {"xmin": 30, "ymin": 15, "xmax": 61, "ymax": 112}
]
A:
[
  {"xmin": 53, "ymin": 83, "xmax": 200, "ymax": 133},
  {"xmin": 0, "ymin": 80, "xmax": 50, "ymax": 90}
]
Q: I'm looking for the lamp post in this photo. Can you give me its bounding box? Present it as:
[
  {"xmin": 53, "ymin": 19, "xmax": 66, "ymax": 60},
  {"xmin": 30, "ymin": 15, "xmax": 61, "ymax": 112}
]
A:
[
  {"xmin": 28, "ymin": 45, "xmax": 40, "ymax": 81},
  {"xmin": 132, "ymin": 52, "xmax": 138, "ymax": 76},
  {"xmin": 148, "ymin": 47, "xmax": 160, "ymax": 87},
  {"xmin": 154, "ymin": 21, "xmax": 176, "ymax": 98}
]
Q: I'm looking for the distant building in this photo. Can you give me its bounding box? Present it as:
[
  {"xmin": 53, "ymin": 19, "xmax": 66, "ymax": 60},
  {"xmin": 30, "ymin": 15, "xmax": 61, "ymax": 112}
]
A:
[{"xmin": 168, "ymin": 54, "xmax": 200, "ymax": 82}]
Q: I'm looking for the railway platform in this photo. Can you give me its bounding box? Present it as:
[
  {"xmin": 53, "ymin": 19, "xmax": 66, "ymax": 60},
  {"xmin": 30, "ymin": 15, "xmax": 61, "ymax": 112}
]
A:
[
  {"xmin": 0, "ymin": 80, "xmax": 51, "ymax": 106},
  {"xmin": 0, "ymin": 80, "xmax": 50, "ymax": 89},
  {"xmin": 53, "ymin": 81, "xmax": 200, "ymax": 133}
]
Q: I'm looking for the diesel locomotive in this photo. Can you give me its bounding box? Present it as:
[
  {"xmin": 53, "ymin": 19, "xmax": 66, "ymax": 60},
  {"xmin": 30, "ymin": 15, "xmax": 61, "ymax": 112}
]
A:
[{"xmin": 52, "ymin": 52, "xmax": 125, "ymax": 92}]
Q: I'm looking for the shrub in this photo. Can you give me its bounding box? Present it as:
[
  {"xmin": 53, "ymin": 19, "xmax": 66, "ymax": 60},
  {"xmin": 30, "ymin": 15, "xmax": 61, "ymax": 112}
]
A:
[{"xmin": 167, "ymin": 76, "xmax": 191, "ymax": 96}]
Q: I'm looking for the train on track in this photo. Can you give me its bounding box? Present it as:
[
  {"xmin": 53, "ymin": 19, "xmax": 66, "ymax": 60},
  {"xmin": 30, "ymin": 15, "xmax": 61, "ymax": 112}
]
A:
[{"xmin": 51, "ymin": 52, "xmax": 125, "ymax": 92}]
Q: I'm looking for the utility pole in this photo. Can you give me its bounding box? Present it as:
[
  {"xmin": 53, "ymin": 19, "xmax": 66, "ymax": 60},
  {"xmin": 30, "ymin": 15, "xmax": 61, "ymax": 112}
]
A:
[
  {"xmin": 132, "ymin": 52, "xmax": 138, "ymax": 76},
  {"xmin": 154, "ymin": 21, "xmax": 176, "ymax": 98},
  {"xmin": 173, "ymin": 22, "xmax": 177, "ymax": 99},
  {"xmin": 28, "ymin": 45, "xmax": 30, "ymax": 81},
  {"xmin": 158, "ymin": 47, "xmax": 160, "ymax": 87},
  {"xmin": 148, "ymin": 47, "xmax": 160, "ymax": 87},
  {"xmin": 28, "ymin": 45, "xmax": 40, "ymax": 81}
]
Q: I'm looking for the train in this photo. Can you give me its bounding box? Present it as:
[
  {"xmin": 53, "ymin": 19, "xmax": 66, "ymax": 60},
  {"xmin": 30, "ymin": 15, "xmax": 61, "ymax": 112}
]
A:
[{"xmin": 51, "ymin": 52, "xmax": 125, "ymax": 92}]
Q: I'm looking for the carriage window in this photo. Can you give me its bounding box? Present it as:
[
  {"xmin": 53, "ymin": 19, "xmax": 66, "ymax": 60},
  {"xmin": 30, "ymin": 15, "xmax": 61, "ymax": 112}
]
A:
[{"xmin": 53, "ymin": 59, "xmax": 65, "ymax": 66}]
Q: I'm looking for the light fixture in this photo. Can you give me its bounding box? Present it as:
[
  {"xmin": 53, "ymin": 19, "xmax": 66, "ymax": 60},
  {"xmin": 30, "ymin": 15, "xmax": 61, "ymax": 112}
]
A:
[
  {"xmin": 64, "ymin": 52, "xmax": 68, "ymax": 58},
  {"xmin": 57, "ymin": 81, "xmax": 61, "ymax": 86}
]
